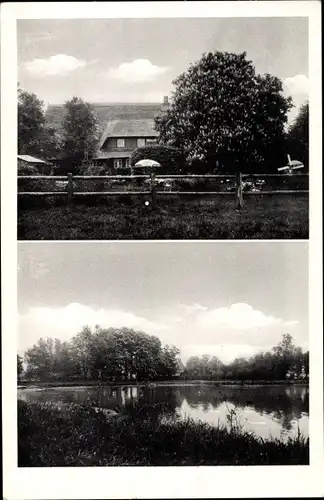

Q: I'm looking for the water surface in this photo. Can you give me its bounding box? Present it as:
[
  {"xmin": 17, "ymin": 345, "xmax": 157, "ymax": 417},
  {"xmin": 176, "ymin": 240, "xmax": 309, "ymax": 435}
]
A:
[{"xmin": 18, "ymin": 383, "xmax": 309, "ymax": 441}]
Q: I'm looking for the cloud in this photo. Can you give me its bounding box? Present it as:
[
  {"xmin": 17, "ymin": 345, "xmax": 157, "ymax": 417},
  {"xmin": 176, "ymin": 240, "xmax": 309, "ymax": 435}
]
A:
[
  {"xmin": 24, "ymin": 54, "xmax": 89, "ymax": 76},
  {"xmin": 108, "ymin": 59, "xmax": 171, "ymax": 83},
  {"xmin": 283, "ymin": 74, "xmax": 309, "ymax": 97},
  {"xmin": 196, "ymin": 303, "xmax": 297, "ymax": 330},
  {"xmin": 285, "ymin": 320, "xmax": 299, "ymax": 326},
  {"xmin": 18, "ymin": 301, "xmax": 302, "ymax": 363},
  {"xmin": 18, "ymin": 303, "xmax": 169, "ymax": 353},
  {"xmin": 181, "ymin": 303, "xmax": 208, "ymax": 314}
]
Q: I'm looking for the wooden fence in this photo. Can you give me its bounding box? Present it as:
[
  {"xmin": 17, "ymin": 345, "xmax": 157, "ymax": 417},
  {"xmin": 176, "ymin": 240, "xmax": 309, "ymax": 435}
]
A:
[{"xmin": 18, "ymin": 172, "xmax": 309, "ymax": 209}]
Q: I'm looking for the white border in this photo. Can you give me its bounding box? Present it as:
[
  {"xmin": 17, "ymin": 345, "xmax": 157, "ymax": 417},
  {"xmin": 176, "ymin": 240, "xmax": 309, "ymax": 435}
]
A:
[{"xmin": 1, "ymin": 2, "xmax": 323, "ymax": 499}]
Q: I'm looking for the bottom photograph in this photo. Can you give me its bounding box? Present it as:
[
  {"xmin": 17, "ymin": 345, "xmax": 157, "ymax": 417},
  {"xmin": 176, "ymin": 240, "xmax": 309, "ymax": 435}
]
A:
[{"xmin": 17, "ymin": 241, "xmax": 309, "ymax": 466}]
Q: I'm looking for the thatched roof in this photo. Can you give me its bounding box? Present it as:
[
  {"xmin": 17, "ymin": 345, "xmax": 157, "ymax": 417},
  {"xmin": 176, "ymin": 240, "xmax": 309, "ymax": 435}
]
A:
[
  {"xmin": 98, "ymin": 119, "xmax": 158, "ymax": 149},
  {"xmin": 45, "ymin": 102, "xmax": 166, "ymax": 131}
]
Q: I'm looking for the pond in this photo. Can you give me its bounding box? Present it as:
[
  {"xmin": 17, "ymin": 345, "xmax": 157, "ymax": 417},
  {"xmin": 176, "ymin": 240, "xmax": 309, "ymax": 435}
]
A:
[{"xmin": 18, "ymin": 383, "xmax": 309, "ymax": 441}]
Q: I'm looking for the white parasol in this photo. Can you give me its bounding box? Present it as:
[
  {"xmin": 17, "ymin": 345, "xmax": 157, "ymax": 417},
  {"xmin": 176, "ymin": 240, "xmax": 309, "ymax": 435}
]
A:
[{"xmin": 134, "ymin": 159, "xmax": 161, "ymax": 168}]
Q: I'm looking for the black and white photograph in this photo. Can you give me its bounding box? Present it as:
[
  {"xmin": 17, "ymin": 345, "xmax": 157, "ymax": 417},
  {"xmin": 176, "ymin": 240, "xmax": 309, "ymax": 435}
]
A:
[
  {"xmin": 17, "ymin": 15, "xmax": 310, "ymax": 240},
  {"xmin": 17, "ymin": 241, "xmax": 309, "ymax": 467},
  {"xmin": 1, "ymin": 1, "xmax": 323, "ymax": 500}
]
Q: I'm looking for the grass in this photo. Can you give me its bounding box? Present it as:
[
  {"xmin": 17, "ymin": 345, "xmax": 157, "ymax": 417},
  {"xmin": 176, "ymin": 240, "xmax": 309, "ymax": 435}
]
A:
[
  {"xmin": 18, "ymin": 399, "xmax": 309, "ymax": 466},
  {"xmin": 18, "ymin": 194, "xmax": 308, "ymax": 240}
]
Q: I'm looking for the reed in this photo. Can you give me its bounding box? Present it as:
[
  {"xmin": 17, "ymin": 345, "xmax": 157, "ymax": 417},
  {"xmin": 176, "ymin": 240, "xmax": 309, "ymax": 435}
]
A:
[{"xmin": 18, "ymin": 400, "xmax": 309, "ymax": 467}]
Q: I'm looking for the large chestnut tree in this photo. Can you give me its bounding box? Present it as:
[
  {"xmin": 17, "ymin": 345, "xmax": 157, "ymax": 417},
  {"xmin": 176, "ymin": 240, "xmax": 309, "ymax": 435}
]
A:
[{"xmin": 155, "ymin": 51, "xmax": 293, "ymax": 173}]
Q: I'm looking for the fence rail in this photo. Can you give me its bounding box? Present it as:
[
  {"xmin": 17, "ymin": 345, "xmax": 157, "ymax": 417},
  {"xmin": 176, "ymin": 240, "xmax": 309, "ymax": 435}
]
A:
[
  {"xmin": 18, "ymin": 173, "xmax": 310, "ymax": 180},
  {"xmin": 18, "ymin": 172, "xmax": 309, "ymax": 209}
]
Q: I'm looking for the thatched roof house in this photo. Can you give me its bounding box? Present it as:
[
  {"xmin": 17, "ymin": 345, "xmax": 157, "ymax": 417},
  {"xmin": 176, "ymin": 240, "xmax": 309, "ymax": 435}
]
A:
[
  {"xmin": 45, "ymin": 97, "xmax": 169, "ymax": 170},
  {"xmin": 95, "ymin": 118, "xmax": 159, "ymax": 168}
]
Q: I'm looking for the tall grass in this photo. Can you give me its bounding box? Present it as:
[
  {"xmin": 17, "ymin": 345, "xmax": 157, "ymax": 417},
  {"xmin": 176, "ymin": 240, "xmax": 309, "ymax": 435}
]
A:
[
  {"xmin": 18, "ymin": 195, "xmax": 308, "ymax": 240},
  {"xmin": 18, "ymin": 400, "xmax": 309, "ymax": 467}
]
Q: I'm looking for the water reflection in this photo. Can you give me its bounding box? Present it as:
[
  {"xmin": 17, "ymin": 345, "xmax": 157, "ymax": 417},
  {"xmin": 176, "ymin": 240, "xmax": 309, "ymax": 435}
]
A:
[{"xmin": 18, "ymin": 383, "xmax": 309, "ymax": 441}]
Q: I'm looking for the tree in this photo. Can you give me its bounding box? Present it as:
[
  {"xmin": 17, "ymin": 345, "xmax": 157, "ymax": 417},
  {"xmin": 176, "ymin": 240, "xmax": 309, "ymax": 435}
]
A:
[
  {"xmin": 95, "ymin": 327, "xmax": 162, "ymax": 381},
  {"xmin": 62, "ymin": 97, "xmax": 100, "ymax": 169},
  {"xmin": 18, "ymin": 87, "xmax": 61, "ymax": 159},
  {"xmin": 17, "ymin": 354, "xmax": 24, "ymax": 381},
  {"xmin": 185, "ymin": 356, "xmax": 202, "ymax": 379},
  {"xmin": 155, "ymin": 51, "xmax": 293, "ymax": 173},
  {"xmin": 158, "ymin": 345, "xmax": 182, "ymax": 378},
  {"xmin": 286, "ymin": 101, "xmax": 309, "ymax": 170},
  {"xmin": 51, "ymin": 338, "xmax": 80, "ymax": 380},
  {"xmin": 208, "ymin": 356, "xmax": 224, "ymax": 379},
  {"xmin": 24, "ymin": 337, "xmax": 56, "ymax": 380},
  {"xmin": 302, "ymin": 351, "xmax": 309, "ymax": 378},
  {"xmin": 272, "ymin": 333, "xmax": 302, "ymax": 379},
  {"xmin": 70, "ymin": 326, "xmax": 94, "ymax": 379},
  {"xmin": 18, "ymin": 87, "xmax": 45, "ymax": 156}
]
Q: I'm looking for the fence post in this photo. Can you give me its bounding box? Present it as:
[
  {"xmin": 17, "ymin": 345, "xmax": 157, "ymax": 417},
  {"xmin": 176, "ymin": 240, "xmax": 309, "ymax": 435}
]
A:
[
  {"xmin": 151, "ymin": 171, "xmax": 157, "ymax": 209},
  {"xmin": 67, "ymin": 172, "xmax": 74, "ymax": 207},
  {"xmin": 236, "ymin": 171, "xmax": 244, "ymax": 210}
]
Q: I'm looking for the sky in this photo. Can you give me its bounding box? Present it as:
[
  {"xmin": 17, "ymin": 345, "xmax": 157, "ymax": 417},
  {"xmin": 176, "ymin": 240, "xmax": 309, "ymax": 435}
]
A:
[
  {"xmin": 18, "ymin": 242, "xmax": 308, "ymax": 363},
  {"xmin": 17, "ymin": 17, "xmax": 309, "ymax": 123}
]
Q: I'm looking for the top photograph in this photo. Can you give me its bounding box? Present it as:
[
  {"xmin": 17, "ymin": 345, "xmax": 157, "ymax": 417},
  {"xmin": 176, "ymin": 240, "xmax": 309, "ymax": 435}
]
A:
[{"xmin": 17, "ymin": 16, "xmax": 309, "ymax": 240}]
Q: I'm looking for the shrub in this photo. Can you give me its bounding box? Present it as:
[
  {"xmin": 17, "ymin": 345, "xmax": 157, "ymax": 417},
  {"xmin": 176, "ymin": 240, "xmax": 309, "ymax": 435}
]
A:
[
  {"xmin": 78, "ymin": 163, "xmax": 107, "ymax": 192},
  {"xmin": 18, "ymin": 161, "xmax": 40, "ymax": 176},
  {"xmin": 131, "ymin": 145, "xmax": 186, "ymax": 174}
]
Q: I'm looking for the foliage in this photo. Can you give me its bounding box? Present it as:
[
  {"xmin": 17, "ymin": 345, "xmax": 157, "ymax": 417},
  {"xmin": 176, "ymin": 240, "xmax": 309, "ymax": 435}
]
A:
[
  {"xmin": 17, "ymin": 354, "xmax": 24, "ymax": 380},
  {"xmin": 17, "ymin": 160, "xmax": 40, "ymax": 176},
  {"xmin": 130, "ymin": 145, "xmax": 186, "ymax": 173},
  {"xmin": 286, "ymin": 101, "xmax": 309, "ymax": 170},
  {"xmin": 155, "ymin": 51, "xmax": 293, "ymax": 173},
  {"xmin": 185, "ymin": 355, "xmax": 224, "ymax": 380},
  {"xmin": 158, "ymin": 345, "xmax": 182, "ymax": 378},
  {"xmin": 18, "ymin": 399, "xmax": 309, "ymax": 466},
  {"xmin": 24, "ymin": 337, "xmax": 79, "ymax": 381},
  {"xmin": 184, "ymin": 335, "xmax": 309, "ymax": 382},
  {"xmin": 62, "ymin": 97, "xmax": 100, "ymax": 168},
  {"xmin": 18, "ymin": 87, "xmax": 62, "ymax": 159},
  {"xmin": 23, "ymin": 329, "xmax": 307, "ymax": 384},
  {"xmin": 23, "ymin": 327, "xmax": 181, "ymax": 382}
]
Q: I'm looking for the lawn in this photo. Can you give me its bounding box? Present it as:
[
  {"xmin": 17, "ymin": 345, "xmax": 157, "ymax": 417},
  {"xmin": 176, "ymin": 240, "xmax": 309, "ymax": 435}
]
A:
[
  {"xmin": 18, "ymin": 194, "xmax": 308, "ymax": 240},
  {"xmin": 18, "ymin": 399, "xmax": 309, "ymax": 466}
]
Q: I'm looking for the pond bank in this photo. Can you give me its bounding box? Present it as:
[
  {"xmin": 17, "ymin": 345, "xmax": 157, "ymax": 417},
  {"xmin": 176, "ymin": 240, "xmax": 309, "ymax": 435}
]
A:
[
  {"xmin": 18, "ymin": 378, "xmax": 309, "ymax": 390},
  {"xmin": 18, "ymin": 400, "xmax": 308, "ymax": 466}
]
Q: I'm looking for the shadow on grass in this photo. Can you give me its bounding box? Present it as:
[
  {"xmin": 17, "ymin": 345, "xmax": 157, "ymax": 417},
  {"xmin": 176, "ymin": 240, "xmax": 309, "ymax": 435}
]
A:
[{"xmin": 18, "ymin": 399, "xmax": 309, "ymax": 466}]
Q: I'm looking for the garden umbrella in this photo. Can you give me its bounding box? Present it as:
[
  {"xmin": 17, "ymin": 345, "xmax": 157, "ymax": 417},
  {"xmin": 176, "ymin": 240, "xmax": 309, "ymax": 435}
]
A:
[{"xmin": 134, "ymin": 159, "xmax": 161, "ymax": 168}]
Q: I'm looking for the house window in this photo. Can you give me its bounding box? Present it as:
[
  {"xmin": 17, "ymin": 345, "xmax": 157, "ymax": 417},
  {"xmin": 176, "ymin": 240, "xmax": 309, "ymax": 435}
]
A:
[
  {"xmin": 146, "ymin": 138, "xmax": 157, "ymax": 145},
  {"xmin": 114, "ymin": 159, "xmax": 123, "ymax": 169},
  {"xmin": 125, "ymin": 158, "xmax": 131, "ymax": 169},
  {"xmin": 137, "ymin": 138, "xmax": 146, "ymax": 148},
  {"xmin": 117, "ymin": 138, "xmax": 125, "ymax": 148}
]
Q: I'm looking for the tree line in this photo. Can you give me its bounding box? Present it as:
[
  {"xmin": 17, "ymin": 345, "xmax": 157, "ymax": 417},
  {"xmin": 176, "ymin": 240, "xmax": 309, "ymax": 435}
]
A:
[
  {"xmin": 18, "ymin": 329, "xmax": 308, "ymax": 384},
  {"xmin": 184, "ymin": 334, "xmax": 309, "ymax": 381},
  {"xmin": 18, "ymin": 50, "xmax": 308, "ymax": 174}
]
